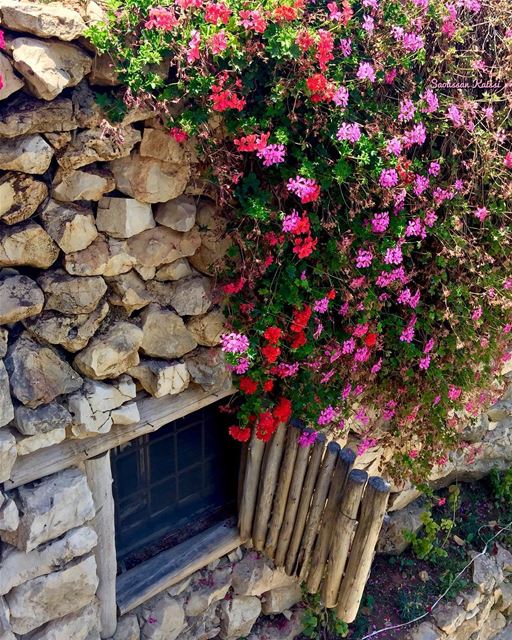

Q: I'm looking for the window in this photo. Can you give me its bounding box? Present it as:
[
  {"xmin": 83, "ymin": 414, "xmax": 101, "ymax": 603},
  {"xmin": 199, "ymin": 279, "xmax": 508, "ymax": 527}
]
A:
[{"xmin": 111, "ymin": 402, "xmax": 240, "ymax": 569}]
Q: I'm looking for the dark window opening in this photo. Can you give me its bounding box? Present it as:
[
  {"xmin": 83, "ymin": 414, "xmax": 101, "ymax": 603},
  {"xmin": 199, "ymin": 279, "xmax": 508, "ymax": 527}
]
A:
[{"xmin": 111, "ymin": 402, "xmax": 240, "ymax": 571}]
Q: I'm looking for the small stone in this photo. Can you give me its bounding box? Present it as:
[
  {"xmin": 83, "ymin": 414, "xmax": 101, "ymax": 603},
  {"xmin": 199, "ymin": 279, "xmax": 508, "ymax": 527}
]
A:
[
  {"xmin": 0, "ymin": 223, "xmax": 59, "ymax": 269},
  {"xmin": 0, "ymin": 430, "xmax": 16, "ymax": 483},
  {"xmin": 377, "ymin": 498, "xmax": 427, "ymax": 555},
  {"xmin": 0, "ymin": 95, "xmax": 76, "ymax": 138},
  {"xmin": 38, "ymin": 270, "xmax": 107, "ymax": 315},
  {"xmin": 9, "ymin": 37, "xmax": 92, "ymax": 101},
  {"xmin": 81, "ymin": 376, "xmax": 136, "ymax": 414},
  {"xmin": 14, "ymin": 403, "xmax": 72, "ymax": 436},
  {"xmin": 97, "ymin": 197, "xmax": 155, "ymax": 239},
  {"xmin": 407, "ymin": 622, "xmax": 443, "ymax": 640},
  {"xmin": 140, "ymin": 304, "xmax": 198, "ymax": 359},
  {"xmin": 185, "ymin": 568, "xmax": 231, "ymax": 617},
  {"xmin": 155, "ymin": 258, "xmax": 192, "ymax": 282},
  {"xmin": 6, "ymin": 555, "xmax": 98, "ymax": 635},
  {"xmin": 113, "ymin": 614, "xmax": 140, "ymax": 640},
  {"xmin": 111, "ymin": 402, "xmax": 140, "ymax": 425},
  {"xmin": 431, "ymin": 604, "xmax": 466, "ymax": 634},
  {"xmin": 140, "ymin": 128, "xmax": 189, "ymax": 164},
  {"xmin": 126, "ymin": 226, "xmax": 201, "ymax": 269},
  {"xmin": 64, "ymin": 236, "xmax": 136, "ymax": 277},
  {"xmin": 0, "ymin": 498, "xmax": 19, "ymax": 533},
  {"xmin": 189, "ymin": 202, "xmax": 231, "ymax": 275},
  {"xmin": 90, "ymin": 53, "xmax": 120, "ymax": 87},
  {"xmin": 460, "ymin": 588, "xmax": 483, "ymax": 612},
  {"xmin": 168, "ymin": 276, "xmax": 212, "ymax": 316},
  {"xmin": 16, "ymin": 426, "xmax": 66, "ymax": 455},
  {"xmin": 68, "ymin": 393, "xmax": 112, "ymax": 437},
  {"xmin": 141, "ymin": 594, "xmax": 185, "ymax": 640},
  {"xmin": 0, "ymin": 1, "xmax": 86, "ymax": 40},
  {"xmin": 0, "ymin": 52, "xmax": 24, "ymax": 100},
  {"xmin": 0, "ymin": 134, "xmax": 53, "ymax": 173},
  {"xmin": 5, "ymin": 333, "xmax": 83, "ymax": 408},
  {"xmin": 261, "ymin": 583, "xmax": 302, "ymax": 615},
  {"xmin": 107, "ymin": 270, "xmax": 153, "ymax": 314},
  {"xmin": 45, "ymin": 131, "xmax": 73, "ymax": 151},
  {"xmin": 219, "ymin": 596, "xmax": 261, "ymax": 640},
  {"xmin": 40, "ymin": 200, "xmax": 98, "ymax": 254},
  {"xmin": 154, "ymin": 196, "xmax": 196, "ymax": 232},
  {"xmin": 110, "ymin": 152, "xmax": 191, "ymax": 203},
  {"xmin": 0, "ymin": 328, "xmax": 7, "ymax": 357},
  {"xmin": 1, "ymin": 467, "xmax": 95, "ymax": 552},
  {"xmin": 24, "ymin": 301, "xmax": 109, "ymax": 353},
  {"xmin": 26, "ymin": 601, "xmax": 100, "ymax": 640},
  {"xmin": 53, "ymin": 168, "xmax": 115, "ymax": 202},
  {"xmin": 128, "ymin": 360, "xmax": 190, "ymax": 398},
  {"xmin": 0, "ymin": 173, "xmax": 48, "ymax": 225},
  {"xmin": 472, "ymin": 553, "xmax": 502, "ymax": 593},
  {"xmin": 232, "ymin": 556, "xmax": 296, "ymax": 597},
  {"xmin": 187, "ymin": 310, "xmax": 225, "ymax": 346},
  {"xmin": 74, "ymin": 321, "xmax": 143, "ymax": 380},
  {"xmin": 419, "ymin": 570, "xmax": 430, "ymax": 583},
  {"xmin": 185, "ymin": 348, "xmax": 230, "ymax": 392},
  {"xmin": 57, "ymin": 127, "xmax": 141, "ymax": 171},
  {"xmin": 0, "ymin": 273, "xmax": 44, "ymax": 325}
]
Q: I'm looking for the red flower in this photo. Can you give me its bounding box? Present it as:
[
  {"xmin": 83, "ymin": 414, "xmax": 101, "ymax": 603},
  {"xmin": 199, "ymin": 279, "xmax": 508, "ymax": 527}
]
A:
[
  {"xmin": 291, "ymin": 215, "xmax": 311, "ymax": 235},
  {"xmin": 256, "ymin": 411, "xmax": 277, "ymax": 441},
  {"xmin": 274, "ymin": 5, "xmax": 297, "ymax": 21},
  {"xmin": 293, "ymin": 235, "xmax": 318, "ymax": 258},
  {"xmin": 290, "ymin": 331, "xmax": 306, "ymax": 349},
  {"xmin": 327, "ymin": 289, "xmax": 336, "ymax": 300},
  {"xmin": 306, "ymin": 73, "xmax": 328, "ymax": 93},
  {"xmin": 234, "ymin": 132, "xmax": 270, "ymax": 152},
  {"xmin": 263, "ymin": 379, "xmax": 274, "ymax": 392},
  {"xmin": 169, "ymin": 127, "xmax": 188, "ymax": 143},
  {"xmin": 239, "ymin": 377, "xmax": 258, "ymax": 394},
  {"xmin": 261, "ymin": 344, "xmax": 281, "ymax": 363},
  {"xmin": 222, "ymin": 277, "xmax": 246, "ymax": 294},
  {"xmin": 229, "ymin": 425, "xmax": 251, "ymax": 442},
  {"xmin": 291, "ymin": 305, "xmax": 312, "ymax": 332},
  {"xmin": 273, "ymin": 397, "xmax": 292, "ymax": 423},
  {"xmin": 296, "ymin": 30, "xmax": 315, "ymax": 51},
  {"xmin": 365, "ymin": 332, "xmax": 378, "ymax": 347},
  {"xmin": 263, "ymin": 326, "xmax": 282, "ymax": 344}
]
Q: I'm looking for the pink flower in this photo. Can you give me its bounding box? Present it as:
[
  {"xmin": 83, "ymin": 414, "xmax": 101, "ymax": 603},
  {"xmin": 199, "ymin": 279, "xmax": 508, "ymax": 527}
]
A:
[
  {"xmin": 398, "ymin": 98, "xmax": 416, "ymax": 122},
  {"xmin": 386, "ymin": 138, "xmax": 402, "ymax": 156},
  {"xmin": 384, "ymin": 245, "xmax": 403, "ymax": 265},
  {"xmin": 299, "ymin": 431, "xmax": 318, "ymax": 447},
  {"xmin": 437, "ymin": 497, "xmax": 447, "ymax": 506},
  {"xmin": 357, "ymin": 437, "xmax": 377, "ymax": 456},
  {"xmin": 209, "ymin": 31, "xmax": 228, "ymax": 54},
  {"xmin": 421, "ymin": 89, "xmax": 439, "ymax": 113},
  {"xmin": 403, "ymin": 122, "xmax": 426, "ymax": 147},
  {"xmin": 409, "ymin": 449, "xmax": 419, "ymax": 458},
  {"xmin": 332, "ymin": 86, "xmax": 349, "ymax": 107},
  {"xmin": 402, "ymin": 32, "xmax": 424, "ymax": 52},
  {"xmin": 221, "ymin": 332, "xmax": 249, "ymax": 354},
  {"xmin": 428, "ymin": 161, "xmax": 441, "ymax": 176},
  {"xmin": 474, "ymin": 207, "xmax": 489, "ymax": 222},
  {"xmin": 145, "ymin": 7, "xmax": 178, "ymax": 30},
  {"xmin": 339, "ymin": 38, "xmax": 352, "ymax": 57},
  {"xmin": 0, "ymin": 29, "xmax": 5, "ymax": 50},
  {"xmin": 342, "ymin": 338, "xmax": 356, "ymax": 354},
  {"xmin": 356, "ymin": 248, "xmax": 373, "ymax": 268},
  {"xmin": 419, "ymin": 355, "xmax": 431, "ymax": 370},
  {"xmin": 371, "ymin": 211, "xmax": 389, "ymax": 233},
  {"xmin": 504, "ymin": 152, "xmax": 512, "ymax": 169},
  {"xmin": 356, "ymin": 62, "xmax": 376, "ymax": 83},
  {"xmin": 257, "ymin": 144, "xmax": 286, "ymax": 166},
  {"xmin": 362, "ymin": 15, "xmax": 374, "ymax": 34},
  {"xmin": 337, "ymin": 122, "xmax": 361, "ymax": 143},
  {"xmin": 318, "ymin": 406, "xmax": 338, "ymax": 425},
  {"xmin": 287, "ymin": 176, "xmax": 320, "ymax": 203},
  {"xmin": 187, "ymin": 30, "xmax": 201, "ymax": 63},
  {"xmin": 448, "ymin": 385, "xmax": 462, "ymax": 401},
  {"xmin": 313, "ymin": 297, "xmax": 329, "ymax": 313},
  {"xmin": 282, "ymin": 210, "xmax": 300, "ymax": 233},
  {"xmin": 414, "ymin": 175, "xmax": 429, "ymax": 196},
  {"xmin": 379, "ymin": 169, "xmax": 398, "ymax": 188},
  {"xmin": 447, "ymin": 104, "xmax": 464, "ymax": 127}
]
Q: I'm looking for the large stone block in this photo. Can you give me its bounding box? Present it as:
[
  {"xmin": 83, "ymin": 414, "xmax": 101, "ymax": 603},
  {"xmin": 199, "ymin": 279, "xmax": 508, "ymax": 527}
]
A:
[
  {"xmin": 185, "ymin": 567, "xmax": 232, "ymax": 617},
  {"xmin": 154, "ymin": 196, "xmax": 196, "ymax": 232},
  {"xmin": 155, "ymin": 258, "xmax": 192, "ymax": 282},
  {"xmin": 57, "ymin": 127, "xmax": 141, "ymax": 170},
  {"xmin": 0, "ymin": 223, "xmax": 59, "ymax": 269},
  {"xmin": 128, "ymin": 360, "xmax": 190, "ymax": 398},
  {"xmin": 38, "ymin": 270, "xmax": 106, "ymax": 315},
  {"xmin": 0, "ymin": 360, "xmax": 14, "ymax": 428},
  {"xmin": 185, "ymin": 348, "xmax": 229, "ymax": 392},
  {"xmin": 1, "ymin": 467, "xmax": 95, "ymax": 552},
  {"xmin": 14, "ymin": 400, "xmax": 72, "ymax": 436},
  {"xmin": 0, "ymin": 526, "xmax": 97, "ymax": 595},
  {"xmin": 64, "ymin": 236, "xmax": 136, "ymax": 278},
  {"xmin": 261, "ymin": 583, "xmax": 302, "ymax": 615},
  {"xmin": 187, "ymin": 309, "xmax": 225, "ymax": 347},
  {"xmin": 0, "ymin": 273, "xmax": 44, "ymax": 325},
  {"xmin": 0, "ymin": 173, "xmax": 48, "ymax": 225},
  {"xmin": 232, "ymin": 555, "xmax": 296, "ymax": 597},
  {"xmin": 0, "ymin": 1, "xmax": 86, "ymax": 40},
  {"xmin": 168, "ymin": 276, "xmax": 212, "ymax": 317},
  {"xmin": 0, "ymin": 430, "xmax": 16, "ymax": 483},
  {"xmin": 141, "ymin": 594, "xmax": 185, "ymax": 640},
  {"xmin": 26, "ymin": 601, "xmax": 100, "ymax": 640},
  {"xmin": 140, "ymin": 305, "xmax": 197, "ymax": 359},
  {"xmin": 377, "ymin": 498, "xmax": 427, "ymax": 555},
  {"xmin": 0, "ymin": 52, "xmax": 23, "ymax": 101},
  {"xmin": 0, "ymin": 134, "xmax": 53, "ymax": 174},
  {"xmin": 40, "ymin": 201, "xmax": 98, "ymax": 254},
  {"xmin": 125, "ymin": 226, "xmax": 201, "ymax": 269},
  {"xmin": 189, "ymin": 202, "xmax": 231, "ymax": 275},
  {"xmin": 0, "ymin": 497, "xmax": 19, "ymax": 532},
  {"xmin": 6, "ymin": 555, "xmax": 98, "ymax": 634},
  {"xmin": 97, "ymin": 197, "xmax": 155, "ymax": 239},
  {"xmin": 112, "ymin": 613, "xmax": 140, "ymax": 640},
  {"xmin": 0, "ymin": 96, "xmax": 76, "ymax": 138},
  {"xmin": 219, "ymin": 596, "xmax": 261, "ymax": 639},
  {"xmin": 107, "ymin": 270, "xmax": 153, "ymax": 314},
  {"xmin": 53, "ymin": 168, "xmax": 115, "ymax": 202}
]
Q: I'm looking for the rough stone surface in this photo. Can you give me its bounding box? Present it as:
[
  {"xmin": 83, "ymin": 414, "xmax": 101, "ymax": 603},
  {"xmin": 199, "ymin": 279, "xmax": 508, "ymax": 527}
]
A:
[
  {"xmin": 110, "ymin": 152, "xmax": 191, "ymax": 203},
  {"xmin": 90, "ymin": 53, "xmax": 119, "ymax": 87},
  {"xmin": 0, "ymin": 223, "xmax": 59, "ymax": 269},
  {"xmin": 154, "ymin": 196, "xmax": 196, "ymax": 232},
  {"xmin": 0, "ymin": 526, "xmax": 97, "ymax": 595},
  {"xmin": 38, "ymin": 270, "xmax": 106, "ymax": 315},
  {"xmin": 140, "ymin": 305, "xmax": 198, "ymax": 359},
  {"xmin": 107, "ymin": 270, "xmax": 153, "ymax": 314},
  {"xmin": 64, "ymin": 236, "xmax": 136, "ymax": 277},
  {"xmin": 97, "ymin": 197, "xmax": 155, "ymax": 239},
  {"xmin": 219, "ymin": 596, "xmax": 261, "ymax": 640},
  {"xmin": 6, "ymin": 555, "xmax": 98, "ymax": 634},
  {"xmin": 189, "ymin": 202, "xmax": 232, "ymax": 274},
  {"xmin": 0, "ymin": 134, "xmax": 53, "ymax": 174},
  {"xmin": 40, "ymin": 201, "xmax": 98, "ymax": 253},
  {"xmin": 15, "ymin": 425, "xmax": 67, "ymax": 455},
  {"xmin": 112, "ymin": 614, "xmax": 140, "ymax": 640},
  {"xmin": 0, "ymin": 360, "xmax": 14, "ymax": 428},
  {"xmin": 129, "ymin": 360, "xmax": 190, "ymax": 398},
  {"xmin": 139, "ymin": 128, "xmax": 192, "ymax": 164},
  {"xmin": 141, "ymin": 594, "xmax": 185, "ymax": 640},
  {"xmin": 74, "ymin": 321, "xmax": 143, "ymax": 379},
  {"xmin": 406, "ymin": 622, "xmax": 444, "ymax": 640},
  {"xmin": 232, "ymin": 556, "xmax": 297, "ymax": 597},
  {"xmin": 0, "ymin": 498, "xmax": 19, "ymax": 533},
  {"xmin": 5, "ymin": 333, "xmax": 83, "ymax": 408},
  {"xmin": 186, "ymin": 348, "xmax": 229, "ymax": 392},
  {"xmin": 0, "ymin": 273, "xmax": 44, "ymax": 325},
  {"xmin": 57, "ymin": 127, "xmax": 141, "ymax": 171},
  {"xmin": 261, "ymin": 583, "xmax": 302, "ymax": 615},
  {"xmin": 186, "ymin": 310, "xmax": 225, "ymax": 347},
  {"xmin": 0, "ymin": 328, "xmax": 7, "ymax": 358},
  {"xmin": 53, "ymin": 168, "xmax": 115, "ymax": 202},
  {"xmin": 0, "ymin": 52, "xmax": 24, "ymax": 101},
  {"xmin": 0, "ymin": 173, "xmax": 48, "ymax": 225},
  {"xmin": 26, "ymin": 601, "xmax": 100, "ymax": 640},
  {"xmin": 126, "ymin": 226, "xmax": 201, "ymax": 269},
  {"xmin": 185, "ymin": 568, "xmax": 232, "ymax": 617},
  {"xmin": 168, "ymin": 277, "xmax": 212, "ymax": 316},
  {"xmin": 0, "ymin": 430, "xmax": 16, "ymax": 483},
  {"xmin": 68, "ymin": 393, "xmax": 112, "ymax": 437},
  {"xmin": 155, "ymin": 258, "xmax": 192, "ymax": 282},
  {"xmin": 24, "ymin": 301, "xmax": 109, "ymax": 352},
  {"xmin": 111, "ymin": 401, "xmax": 140, "ymax": 425},
  {"xmin": 0, "ymin": 1, "xmax": 86, "ymax": 40},
  {"xmin": 377, "ymin": 498, "xmax": 427, "ymax": 554},
  {"xmin": 0, "ymin": 96, "xmax": 76, "ymax": 138},
  {"xmin": 14, "ymin": 402, "xmax": 72, "ymax": 436}
]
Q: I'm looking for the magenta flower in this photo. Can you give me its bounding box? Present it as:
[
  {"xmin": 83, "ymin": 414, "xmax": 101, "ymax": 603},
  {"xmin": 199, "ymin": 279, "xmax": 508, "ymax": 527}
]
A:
[
  {"xmin": 371, "ymin": 211, "xmax": 389, "ymax": 233},
  {"xmin": 355, "ymin": 248, "xmax": 373, "ymax": 268},
  {"xmin": 447, "ymin": 104, "xmax": 464, "ymax": 127},
  {"xmin": 474, "ymin": 207, "xmax": 489, "ymax": 222},
  {"xmin": 386, "ymin": 138, "xmax": 402, "ymax": 156},
  {"xmin": 413, "ymin": 175, "xmax": 429, "ymax": 196},
  {"xmin": 403, "ymin": 122, "xmax": 426, "ymax": 147},
  {"xmin": 448, "ymin": 385, "xmax": 462, "ymax": 401},
  {"xmin": 398, "ymin": 98, "xmax": 416, "ymax": 122},
  {"xmin": 332, "ymin": 86, "xmax": 349, "ymax": 107},
  {"xmin": 318, "ymin": 406, "xmax": 338, "ymax": 425},
  {"xmin": 421, "ymin": 89, "xmax": 439, "ymax": 114},
  {"xmin": 282, "ymin": 210, "xmax": 300, "ymax": 232},
  {"xmin": 257, "ymin": 143, "xmax": 286, "ymax": 166},
  {"xmin": 221, "ymin": 332, "xmax": 250, "ymax": 354},
  {"xmin": 402, "ymin": 32, "xmax": 424, "ymax": 52},
  {"xmin": 336, "ymin": 122, "xmax": 361, "ymax": 143},
  {"xmin": 356, "ymin": 62, "xmax": 376, "ymax": 83},
  {"xmin": 339, "ymin": 38, "xmax": 352, "ymax": 57},
  {"xmin": 313, "ymin": 297, "xmax": 329, "ymax": 313},
  {"xmin": 379, "ymin": 169, "xmax": 398, "ymax": 188},
  {"xmin": 299, "ymin": 430, "xmax": 318, "ymax": 447}
]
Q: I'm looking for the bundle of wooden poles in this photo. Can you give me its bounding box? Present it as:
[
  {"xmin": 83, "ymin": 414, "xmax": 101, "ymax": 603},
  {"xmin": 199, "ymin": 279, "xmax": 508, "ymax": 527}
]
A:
[{"xmin": 238, "ymin": 419, "xmax": 390, "ymax": 623}]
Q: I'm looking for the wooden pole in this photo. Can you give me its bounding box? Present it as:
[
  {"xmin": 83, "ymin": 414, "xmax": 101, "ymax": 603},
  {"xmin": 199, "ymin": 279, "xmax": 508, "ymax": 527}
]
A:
[
  {"xmin": 297, "ymin": 441, "xmax": 340, "ymax": 580},
  {"xmin": 274, "ymin": 432, "xmax": 311, "ymax": 567},
  {"xmin": 238, "ymin": 430, "xmax": 265, "ymax": 542},
  {"xmin": 84, "ymin": 452, "xmax": 117, "ymax": 638},
  {"xmin": 284, "ymin": 433, "xmax": 326, "ymax": 576},
  {"xmin": 323, "ymin": 469, "xmax": 368, "ymax": 608},
  {"xmin": 237, "ymin": 440, "xmax": 248, "ymax": 513},
  {"xmin": 305, "ymin": 447, "xmax": 356, "ymax": 593},
  {"xmin": 252, "ymin": 421, "xmax": 287, "ymax": 550},
  {"xmin": 265, "ymin": 423, "xmax": 299, "ymax": 559},
  {"xmin": 335, "ymin": 476, "xmax": 390, "ymax": 623}
]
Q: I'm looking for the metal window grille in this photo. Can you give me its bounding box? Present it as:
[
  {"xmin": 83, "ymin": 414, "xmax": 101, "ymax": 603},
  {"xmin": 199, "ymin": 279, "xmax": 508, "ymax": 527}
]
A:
[{"xmin": 111, "ymin": 402, "xmax": 240, "ymax": 567}]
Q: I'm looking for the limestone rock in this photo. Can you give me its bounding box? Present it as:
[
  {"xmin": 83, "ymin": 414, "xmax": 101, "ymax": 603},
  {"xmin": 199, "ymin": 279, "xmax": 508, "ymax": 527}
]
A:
[
  {"xmin": 232, "ymin": 556, "xmax": 296, "ymax": 597},
  {"xmin": 0, "ymin": 52, "xmax": 23, "ymax": 101},
  {"xmin": 261, "ymin": 583, "xmax": 302, "ymax": 615},
  {"xmin": 24, "ymin": 301, "xmax": 109, "ymax": 352},
  {"xmin": 472, "ymin": 552, "xmax": 504, "ymax": 594},
  {"xmin": 107, "ymin": 270, "xmax": 153, "ymax": 314},
  {"xmin": 110, "ymin": 152, "xmax": 191, "ymax": 203},
  {"xmin": 141, "ymin": 305, "xmax": 198, "ymax": 359},
  {"xmin": 154, "ymin": 196, "xmax": 196, "ymax": 232},
  {"xmin": 0, "ymin": 273, "xmax": 44, "ymax": 325},
  {"xmin": 189, "ymin": 202, "xmax": 232, "ymax": 275},
  {"xmin": 140, "ymin": 128, "xmax": 191, "ymax": 164},
  {"xmin": 44, "ymin": 131, "xmax": 72, "ymax": 150},
  {"xmin": 187, "ymin": 310, "xmax": 225, "ymax": 346},
  {"xmin": 74, "ymin": 321, "xmax": 143, "ymax": 379},
  {"xmin": 492, "ymin": 623, "xmax": 512, "ymax": 640},
  {"xmin": 16, "ymin": 426, "xmax": 67, "ymax": 456},
  {"xmin": 168, "ymin": 276, "xmax": 212, "ymax": 316},
  {"xmin": 0, "ymin": 526, "xmax": 97, "ymax": 595},
  {"xmin": 113, "ymin": 614, "xmax": 140, "ymax": 640},
  {"xmin": 53, "ymin": 168, "xmax": 115, "ymax": 202},
  {"xmin": 141, "ymin": 594, "xmax": 185, "ymax": 640},
  {"xmin": 68, "ymin": 393, "xmax": 112, "ymax": 437},
  {"xmin": 185, "ymin": 568, "xmax": 232, "ymax": 617},
  {"xmin": 70, "ymin": 81, "xmax": 106, "ymax": 129},
  {"xmin": 64, "ymin": 236, "xmax": 136, "ymax": 277},
  {"xmin": 111, "ymin": 402, "xmax": 140, "ymax": 425},
  {"xmin": 5, "ymin": 333, "xmax": 83, "ymax": 408},
  {"xmin": 38, "ymin": 270, "xmax": 106, "ymax": 315},
  {"xmin": 90, "ymin": 53, "xmax": 119, "ymax": 87},
  {"xmin": 81, "ymin": 376, "xmax": 136, "ymax": 414},
  {"xmin": 14, "ymin": 403, "xmax": 72, "ymax": 436},
  {"xmin": 26, "ymin": 601, "xmax": 100, "ymax": 640},
  {"xmin": 128, "ymin": 360, "xmax": 190, "ymax": 398},
  {"xmin": 57, "ymin": 127, "xmax": 141, "ymax": 171},
  {"xmin": 377, "ymin": 498, "xmax": 427, "ymax": 555},
  {"xmin": 0, "ymin": 360, "xmax": 14, "ymax": 428},
  {"xmin": 0, "ymin": 430, "xmax": 16, "ymax": 483},
  {"xmin": 40, "ymin": 201, "xmax": 98, "ymax": 253},
  {"xmin": 97, "ymin": 197, "xmax": 155, "ymax": 239},
  {"xmin": 0, "ymin": 328, "xmax": 7, "ymax": 357},
  {"xmin": 0, "ymin": 1, "xmax": 86, "ymax": 40},
  {"xmin": 247, "ymin": 607, "xmax": 303, "ymax": 640},
  {"xmin": 0, "ymin": 173, "xmax": 48, "ymax": 225},
  {"xmin": 155, "ymin": 258, "xmax": 192, "ymax": 282},
  {"xmin": 406, "ymin": 622, "xmax": 444, "ymax": 640},
  {"xmin": 0, "ymin": 223, "xmax": 59, "ymax": 269},
  {"xmin": 0, "ymin": 96, "xmax": 76, "ymax": 138},
  {"xmin": 10, "ymin": 37, "xmax": 92, "ymax": 101},
  {"xmin": 431, "ymin": 604, "xmax": 466, "ymax": 635},
  {"xmin": 219, "ymin": 596, "xmax": 261, "ymax": 640},
  {"xmin": 0, "ymin": 134, "xmax": 53, "ymax": 174},
  {"xmin": 126, "ymin": 226, "xmax": 201, "ymax": 269},
  {"xmin": 185, "ymin": 348, "xmax": 230, "ymax": 392},
  {"xmin": 0, "ymin": 498, "xmax": 18, "ymax": 533},
  {"xmin": 6, "ymin": 555, "xmax": 98, "ymax": 634}
]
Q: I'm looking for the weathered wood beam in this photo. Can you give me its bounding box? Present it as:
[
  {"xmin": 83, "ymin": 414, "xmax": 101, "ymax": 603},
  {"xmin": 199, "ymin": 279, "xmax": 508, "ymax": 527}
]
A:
[{"xmin": 238, "ymin": 430, "xmax": 265, "ymax": 542}]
